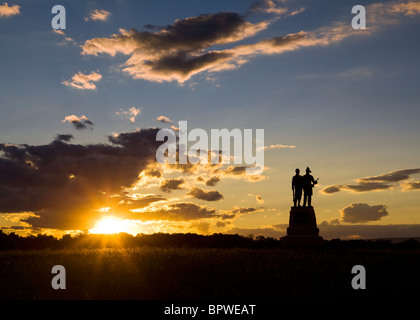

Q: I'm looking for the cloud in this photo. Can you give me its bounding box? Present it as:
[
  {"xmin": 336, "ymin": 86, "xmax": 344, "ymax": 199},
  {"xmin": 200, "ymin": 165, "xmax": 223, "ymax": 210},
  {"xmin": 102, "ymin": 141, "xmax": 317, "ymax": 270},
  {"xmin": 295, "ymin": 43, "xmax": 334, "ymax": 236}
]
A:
[
  {"xmin": 322, "ymin": 183, "xmax": 392, "ymax": 194},
  {"xmin": 137, "ymin": 202, "xmax": 217, "ymax": 221},
  {"xmin": 401, "ymin": 181, "xmax": 420, "ymax": 191},
  {"xmin": 322, "ymin": 168, "xmax": 420, "ymax": 194},
  {"xmin": 205, "ymin": 176, "xmax": 220, "ymax": 186},
  {"xmin": 369, "ymin": 1, "xmax": 420, "ymax": 19},
  {"xmin": 112, "ymin": 194, "xmax": 167, "ymax": 212},
  {"xmin": 81, "ymin": 11, "xmax": 272, "ymax": 83},
  {"xmin": 187, "ymin": 187, "xmax": 224, "ymax": 201},
  {"xmin": 77, "ymin": 1, "xmax": 420, "ymax": 84},
  {"xmin": 156, "ymin": 115, "xmax": 173, "ymax": 123},
  {"xmin": 262, "ymin": 144, "xmax": 296, "ymax": 150},
  {"xmin": 321, "ymin": 185, "xmax": 343, "ymax": 194},
  {"xmin": 116, "ymin": 107, "xmax": 141, "ymax": 123},
  {"xmin": 250, "ymin": 0, "xmax": 305, "ymax": 16},
  {"xmin": 214, "ymin": 165, "xmax": 266, "ymax": 182},
  {"xmin": 0, "ymin": 128, "xmax": 163, "ymax": 230},
  {"xmin": 62, "ymin": 71, "xmax": 102, "ymax": 90},
  {"xmin": 397, "ymin": 1, "xmax": 420, "ymax": 16},
  {"xmin": 218, "ymin": 206, "xmax": 260, "ymax": 220},
  {"xmin": 52, "ymin": 29, "xmax": 77, "ymax": 45},
  {"xmin": 250, "ymin": 0, "xmax": 288, "ymax": 15},
  {"xmin": 159, "ymin": 178, "xmax": 185, "ymax": 192},
  {"xmin": 0, "ymin": 2, "xmax": 20, "ymax": 18},
  {"xmin": 340, "ymin": 203, "xmax": 389, "ymax": 223},
  {"xmin": 53, "ymin": 29, "xmax": 65, "ymax": 36},
  {"xmin": 358, "ymin": 168, "xmax": 420, "ymax": 183},
  {"xmin": 62, "ymin": 115, "xmax": 94, "ymax": 130},
  {"xmin": 256, "ymin": 194, "xmax": 264, "ymax": 204},
  {"xmin": 54, "ymin": 134, "xmax": 74, "ymax": 142},
  {"xmin": 84, "ymin": 9, "xmax": 111, "ymax": 22},
  {"xmin": 232, "ymin": 207, "xmax": 257, "ymax": 214},
  {"xmin": 345, "ymin": 182, "xmax": 392, "ymax": 193}
]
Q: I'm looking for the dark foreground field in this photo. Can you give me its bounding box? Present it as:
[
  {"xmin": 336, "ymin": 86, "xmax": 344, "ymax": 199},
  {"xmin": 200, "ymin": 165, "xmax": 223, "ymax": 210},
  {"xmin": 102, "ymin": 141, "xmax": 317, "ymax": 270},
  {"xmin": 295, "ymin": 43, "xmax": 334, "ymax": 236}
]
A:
[{"xmin": 1, "ymin": 246, "xmax": 420, "ymax": 300}]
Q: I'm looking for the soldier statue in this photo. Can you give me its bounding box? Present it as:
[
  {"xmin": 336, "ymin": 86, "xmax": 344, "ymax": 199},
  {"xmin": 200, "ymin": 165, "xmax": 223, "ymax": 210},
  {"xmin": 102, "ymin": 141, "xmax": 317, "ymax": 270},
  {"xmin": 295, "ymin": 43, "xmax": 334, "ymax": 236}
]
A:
[{"xmin": 302, "ymin": 167, "xmax": 318, "ymax": 207}]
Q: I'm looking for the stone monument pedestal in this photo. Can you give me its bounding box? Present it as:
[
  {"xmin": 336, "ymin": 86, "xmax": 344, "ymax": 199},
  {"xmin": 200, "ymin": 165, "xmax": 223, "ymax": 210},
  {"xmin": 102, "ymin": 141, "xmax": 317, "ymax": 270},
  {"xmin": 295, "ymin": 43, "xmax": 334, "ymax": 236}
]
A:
[{"xmin": 281, "ymin": 206, "xmax": 324, "ymax": 247}]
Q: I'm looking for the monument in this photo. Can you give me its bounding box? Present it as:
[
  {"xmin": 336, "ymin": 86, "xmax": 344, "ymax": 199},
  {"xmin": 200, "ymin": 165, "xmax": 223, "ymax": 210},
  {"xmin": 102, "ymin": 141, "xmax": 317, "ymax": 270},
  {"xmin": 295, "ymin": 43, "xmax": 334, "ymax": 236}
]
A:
[{"xmin": 282, "ymin": 167, "xmax": 324, "ymax": 247}]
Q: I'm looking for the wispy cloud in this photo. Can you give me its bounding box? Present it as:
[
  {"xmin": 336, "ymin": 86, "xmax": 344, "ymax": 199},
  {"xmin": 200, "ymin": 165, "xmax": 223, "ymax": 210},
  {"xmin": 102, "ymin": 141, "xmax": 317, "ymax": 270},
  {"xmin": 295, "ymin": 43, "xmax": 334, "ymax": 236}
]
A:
[
  {"xmin": 262, "ymin": 143, "xmax": 296, "ymax": 150},
  {"xmin": 358, "ymin": 168, "xmax": 420, "ymax": 183},
  {"xmin": 53, "ymin": 29, "xmax": 65, "ymax": 36},
  {"xmin": 62, "ymin": 71, "xmax": 102, "ymax": 90},
  {"xmin": 84, "ymin": 9, "xmax": 111, "ymax": 22},
  {"xmin": 250, "ymin": 0, "xmax": 305, "ymax": 16},
  {"xmin": 52, "ymin": 29, "xmax": 77, "ymax": 46},
  {"xmin": 322, "ymin": 168, "xmax": 420, "ymax": 194},
  {"xmin": 116, "ymin": 107, "xmax": 141, "ymax": 123},
  {"xmin": 156, "ymin": 115, "xmax": 173, "ymax": 123},
  {"xmin": 0, "ymin": 2, "xmax": 20, "ymax": 18}
]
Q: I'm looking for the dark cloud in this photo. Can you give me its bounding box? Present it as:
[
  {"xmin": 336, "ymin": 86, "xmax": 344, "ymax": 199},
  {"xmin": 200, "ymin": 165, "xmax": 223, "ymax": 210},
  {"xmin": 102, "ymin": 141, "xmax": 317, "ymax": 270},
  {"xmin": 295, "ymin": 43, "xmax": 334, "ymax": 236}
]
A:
[
  {"xmin": 359, "ymin": 168, "xmax": 420, "ymax": 183},
  {"xmin": 137, "ymin": 202, "xmax": 217, "ymax": 221},
  {"xmin": 55, "ymin": 134, "xmax": 74, "ymax": 142},
  {"xmin": 345, "ymin": 182, "xmax": 392, "ymax": 192},
  {"xmin": 232, "ymin": 207, "xmax": 257, "ymax": 214},
  {"xmin": 0, "ymin": 129, "xmax": 163, "ymax": 230},
  {"xmin": 220, "ymin": 166, "xmax": 247, "ymax": 175},
  {"xmin": 322, "ymin": 182, "xmax": 392, "ymax": 194},
  {"xmin": 81, "ymin": 11, "xmax": 272, "ymax": 82},
  {"xmin": 340, "ymin": 203, "xmax": 389, "ymax": 223},
  {"xmin": 214, "ymin": 165, "xmax": 265, "ymax": 182},
  {"xmin": 187, "ymin": 187, "xmax": 224, "ymax": 201},
  {"xmin": 321, "ymin": 182, "xmax": 392, "ymax": 194},
  {"xmin": 218, "ymin": 206, "xmax": 259, "ymax": 220},
  {"xmin": 78, "ymin": 1, "xmax": 420, "ymax": 84},
  {"xmin": 322, "ymin": 168, "xmax": 420, "ymax": 194},
  {"xmin": 159, "ymin": 178, "xmax": 185, "ymax": 192},
  {"xmin": 205, "ymin": 176, "xmax": 220, "ymax": 186},
  {"xmin": 321, "ymin": 185, "xmax": 343, "ymax": 194},
  {"xmin": 143, "ymin": 167, "xmax": 162, "ymax": 178}
]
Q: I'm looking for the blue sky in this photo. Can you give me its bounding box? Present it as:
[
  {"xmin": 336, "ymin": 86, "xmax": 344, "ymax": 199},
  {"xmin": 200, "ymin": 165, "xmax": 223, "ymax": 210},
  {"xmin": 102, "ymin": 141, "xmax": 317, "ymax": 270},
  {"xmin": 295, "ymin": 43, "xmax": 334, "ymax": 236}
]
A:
[{"xmin": 1, "ymin": 0, "xmax": 420, "ymax": 239}]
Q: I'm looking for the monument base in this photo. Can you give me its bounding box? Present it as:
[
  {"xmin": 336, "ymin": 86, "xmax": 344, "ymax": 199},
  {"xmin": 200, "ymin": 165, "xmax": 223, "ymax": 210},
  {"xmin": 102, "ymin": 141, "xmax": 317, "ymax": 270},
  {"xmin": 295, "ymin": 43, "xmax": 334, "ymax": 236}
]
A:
[{"xmin": 281, "ymin": 206, "xmax": 324, "ymax": 247}]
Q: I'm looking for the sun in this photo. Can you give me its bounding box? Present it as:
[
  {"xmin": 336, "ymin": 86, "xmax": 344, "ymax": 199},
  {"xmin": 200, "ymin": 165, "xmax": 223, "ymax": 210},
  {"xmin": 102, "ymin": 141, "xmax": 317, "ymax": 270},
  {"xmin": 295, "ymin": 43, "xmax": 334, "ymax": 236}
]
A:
[{"xmin": 89, "ymin": 216, "xmax": 130, "ymax": 234}]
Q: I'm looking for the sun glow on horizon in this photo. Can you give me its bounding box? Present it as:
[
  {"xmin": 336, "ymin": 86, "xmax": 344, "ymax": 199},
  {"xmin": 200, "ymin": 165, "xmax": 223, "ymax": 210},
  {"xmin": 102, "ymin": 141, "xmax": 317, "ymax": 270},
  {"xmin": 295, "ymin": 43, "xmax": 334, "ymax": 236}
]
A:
[{"xmin": 89, "ymin": 216, "xmax": 131, "ymax": 234}]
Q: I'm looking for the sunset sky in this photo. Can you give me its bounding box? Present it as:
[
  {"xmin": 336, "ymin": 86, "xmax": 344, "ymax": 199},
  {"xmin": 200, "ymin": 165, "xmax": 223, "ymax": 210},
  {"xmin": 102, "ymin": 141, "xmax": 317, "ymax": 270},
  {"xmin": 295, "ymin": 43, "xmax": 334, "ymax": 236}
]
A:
[{"xmin": 1, "ymin": 0, "xmax": 420, "ymax": 239}]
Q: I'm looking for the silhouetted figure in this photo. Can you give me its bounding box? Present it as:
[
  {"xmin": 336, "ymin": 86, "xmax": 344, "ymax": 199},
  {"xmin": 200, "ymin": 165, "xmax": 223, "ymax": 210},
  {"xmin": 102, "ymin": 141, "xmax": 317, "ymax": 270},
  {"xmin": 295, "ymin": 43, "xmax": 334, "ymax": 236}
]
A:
[
  {"xmin": 302, "ymin": 167, "xmax": 318, "ymax": 207},
  {"xmin": 291, "ymin": 168, "xmax": 303, "ymax": 207}
]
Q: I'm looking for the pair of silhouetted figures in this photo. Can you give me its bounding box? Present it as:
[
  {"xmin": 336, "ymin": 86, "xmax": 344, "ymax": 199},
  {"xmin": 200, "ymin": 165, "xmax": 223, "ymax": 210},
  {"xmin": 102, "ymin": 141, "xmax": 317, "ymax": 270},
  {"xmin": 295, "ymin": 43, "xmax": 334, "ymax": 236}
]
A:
[{"xmin": 292, "ymin": 167, "xmax": 318, "ymax": 207}]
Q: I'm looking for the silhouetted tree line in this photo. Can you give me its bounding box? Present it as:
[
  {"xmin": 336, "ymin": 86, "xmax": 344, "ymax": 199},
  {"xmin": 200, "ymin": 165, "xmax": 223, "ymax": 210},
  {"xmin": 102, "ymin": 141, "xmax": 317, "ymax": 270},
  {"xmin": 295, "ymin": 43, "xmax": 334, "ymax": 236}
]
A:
[{"xmin": 0, "ymin": 230, "xmax": 419, "ymax": 250}]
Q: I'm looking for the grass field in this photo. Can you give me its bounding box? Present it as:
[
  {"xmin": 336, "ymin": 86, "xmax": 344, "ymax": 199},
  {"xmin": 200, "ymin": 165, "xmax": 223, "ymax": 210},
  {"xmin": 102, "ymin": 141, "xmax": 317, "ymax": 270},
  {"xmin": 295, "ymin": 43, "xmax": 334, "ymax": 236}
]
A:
[{"xmin": 1, "ymin": 246, "xmax": 420, "ymax": 300}]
